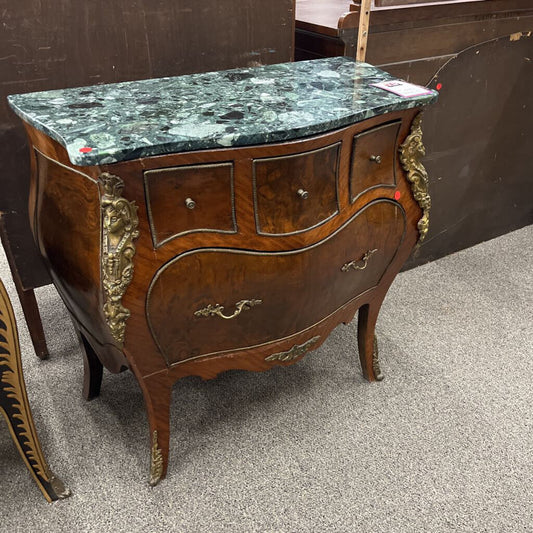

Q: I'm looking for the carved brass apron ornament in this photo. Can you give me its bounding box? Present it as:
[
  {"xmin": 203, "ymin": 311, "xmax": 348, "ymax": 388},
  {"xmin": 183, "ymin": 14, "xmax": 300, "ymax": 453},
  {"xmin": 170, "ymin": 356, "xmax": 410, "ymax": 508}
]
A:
[
  {"xmin": 265, "ymin": 336, "xmax": 320, "ymax": 363},
  {"xmin": 0, "ymin": 280, "xmax": 70, "ymax": 502},
  {"xmin": 100, "ymin": 172, "xmax": 140, "ymax": 344},
  {"xmin": 399, "ymin": 113, "xmax": 431, "ymax": 244}
]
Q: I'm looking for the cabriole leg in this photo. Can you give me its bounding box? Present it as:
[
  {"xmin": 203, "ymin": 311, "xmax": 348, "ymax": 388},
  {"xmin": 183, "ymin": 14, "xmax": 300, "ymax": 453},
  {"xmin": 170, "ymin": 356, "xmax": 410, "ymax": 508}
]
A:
[{"xmin": 139, "ymin": 372, "xmax": 172, "ymax": 486}]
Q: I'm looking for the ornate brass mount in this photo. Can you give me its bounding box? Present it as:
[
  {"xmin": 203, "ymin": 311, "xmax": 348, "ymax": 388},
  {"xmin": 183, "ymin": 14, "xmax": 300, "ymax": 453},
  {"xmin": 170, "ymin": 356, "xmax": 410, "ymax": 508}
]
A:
[
  {"xmin": 150, "ymin": 430, "xmax": 164, "ymax": 487},
  {"xmin": 100, "ymin": 172, "xmax": 140, "ymax": 344},
  {"xmin": 399, "ymin": 113, "xmax": 431, "ymax": 244},
  {"xmin": 194, "ymin": 299, "xmax": 262, "ymax": 320},
  {"xmin": 265, "ymin": 336, "xmax": 320, "ymax": 363},
  {"xmin": 0, "ymin": 280, "xmax": 71, "ymax": 502},
  {"xmin": 341, "ymin": 249, "xmax": 378, "ymax": 272},
  {"xmin": 372, "ymin": 335, "xmax": 384, "ymax": 381}
]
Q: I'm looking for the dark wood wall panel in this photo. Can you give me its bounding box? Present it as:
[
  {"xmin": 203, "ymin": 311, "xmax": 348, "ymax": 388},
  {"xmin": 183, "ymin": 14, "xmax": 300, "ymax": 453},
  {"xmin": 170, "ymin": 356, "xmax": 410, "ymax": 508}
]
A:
[{"xmin": 0, "ymin": 0, "xmax": 295, "ymax": 287}]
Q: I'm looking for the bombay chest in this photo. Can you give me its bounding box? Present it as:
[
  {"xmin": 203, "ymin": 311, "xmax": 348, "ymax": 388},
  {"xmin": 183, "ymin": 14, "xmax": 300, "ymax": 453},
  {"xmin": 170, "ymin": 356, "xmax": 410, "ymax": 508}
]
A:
[{"xmin": 8, "ymin": 57, "xmax": 437, "ymax": 484}]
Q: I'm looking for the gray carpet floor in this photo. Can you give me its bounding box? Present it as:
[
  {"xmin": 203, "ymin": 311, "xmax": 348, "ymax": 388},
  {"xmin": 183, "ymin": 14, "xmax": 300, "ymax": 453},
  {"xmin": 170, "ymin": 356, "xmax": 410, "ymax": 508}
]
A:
[{"xmin": 1, "ymin": 226, "xmax": 532, "ymax": 532}]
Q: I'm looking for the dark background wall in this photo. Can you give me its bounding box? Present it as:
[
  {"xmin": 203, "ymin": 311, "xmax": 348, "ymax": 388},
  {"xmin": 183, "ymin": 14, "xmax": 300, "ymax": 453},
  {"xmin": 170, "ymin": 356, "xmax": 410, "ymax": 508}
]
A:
[{"xmin": 0, "ymin": 0, "xmax": 295, "ymax": 285}]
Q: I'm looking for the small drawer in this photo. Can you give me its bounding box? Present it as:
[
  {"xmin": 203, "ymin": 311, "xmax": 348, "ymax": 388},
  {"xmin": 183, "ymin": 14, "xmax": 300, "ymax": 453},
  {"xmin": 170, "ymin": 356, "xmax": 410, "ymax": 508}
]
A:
[
  {"xmin": 144, "ymin": 162, "xmax": 236, "ymax": 247},
  {"xmin": 350, "ymin": 121, "xmax": 401, "ymax": 202},
  {"xmin": 253, "ymin": 143, "xmax": 340, "ymax": 235}
]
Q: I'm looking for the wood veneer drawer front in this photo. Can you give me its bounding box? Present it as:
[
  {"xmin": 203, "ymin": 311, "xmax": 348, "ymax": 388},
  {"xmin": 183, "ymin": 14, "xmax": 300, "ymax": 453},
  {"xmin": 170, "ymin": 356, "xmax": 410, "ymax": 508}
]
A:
[
  {"xmin": 350, "ymin": 121, "xmax": 401, "ymax": 202},
  {"xmin": 144, "ymin": 162, "xmax": 236, "ymax": 247},
  {"xmin": 147, "ymin": 200, "xmax": 405, "ymax": 365},
  {"xmin": 253, "ymin": 143, "xmax": 340, "ymax": 235}
]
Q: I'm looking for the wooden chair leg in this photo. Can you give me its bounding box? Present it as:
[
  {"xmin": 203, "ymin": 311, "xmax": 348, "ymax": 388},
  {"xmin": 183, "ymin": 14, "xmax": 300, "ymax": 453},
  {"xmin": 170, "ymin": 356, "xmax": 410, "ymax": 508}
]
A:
[
  {"xmin": 0, "ymin": 215, "xmax": 50, "ymax": 360},
  {"xmin": 0, "ymin": 279, "xmax": 70, "ymax": 502},
  {"xmin": 17, "ymin": 288, "xmax": 49, "ymax": 360},
  {"xmin": 139, "ymin": 372, "xmax": 172, "ymax": 486},
  {"xmin": 357, "ymin": 298, "xmax": 385, "ymax": 382}
]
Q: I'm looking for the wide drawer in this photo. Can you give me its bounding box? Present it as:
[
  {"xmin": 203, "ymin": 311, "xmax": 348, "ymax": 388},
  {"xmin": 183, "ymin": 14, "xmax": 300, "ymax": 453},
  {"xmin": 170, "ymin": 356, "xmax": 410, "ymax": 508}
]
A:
[{"xmin": 147, "ymin": 199, "xmax": 406, "ymax": 365}]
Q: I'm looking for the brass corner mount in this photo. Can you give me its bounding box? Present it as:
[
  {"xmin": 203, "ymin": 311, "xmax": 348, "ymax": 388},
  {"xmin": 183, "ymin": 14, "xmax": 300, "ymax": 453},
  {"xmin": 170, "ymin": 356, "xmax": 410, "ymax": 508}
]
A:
[
  {"xmin": 399, "ymin": 113, "xmax": 431, "ymax": 244},
  {"xmin": 99, "ymin": 172, "xmax": 140, "ymax": 344}
]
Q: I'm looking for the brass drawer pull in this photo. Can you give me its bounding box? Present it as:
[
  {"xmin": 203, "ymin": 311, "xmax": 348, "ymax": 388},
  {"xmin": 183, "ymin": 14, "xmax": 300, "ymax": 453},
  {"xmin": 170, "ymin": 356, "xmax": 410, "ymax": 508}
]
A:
[
  {"xmin": 341, "ymin": 249, "xmax": 378, "ymax": 272},
  {"xmin": 194, "ymin": 299, "xmax": 262, "ymax": 320},
  {"xmin": 369, "ymin": 155, "xmax": 382, "ymax": 164},
  {"xmin": 297, "ymin": 188, "xmax": 309, "ymax": 199},
  {"xmin": 185, "ymin": 198, "xmax": 196, "ymax": 209}
]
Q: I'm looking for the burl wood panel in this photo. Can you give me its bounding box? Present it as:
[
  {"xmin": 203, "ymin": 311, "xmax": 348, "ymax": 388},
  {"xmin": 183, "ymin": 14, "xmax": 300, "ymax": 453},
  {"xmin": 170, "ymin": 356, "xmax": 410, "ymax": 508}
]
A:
[
  {"xmin": 147, "ymin": 200, "xmax": 405, "ymax": 364},
  {"xmin": 33, "ymin": 151, "xmax": 101, "ymax": 328},
  {"xmin": 253, "ymin": 143, "xmax": 340, "ymax": 235},
  {"xmin": 144, "ymin": 162, "xmax": 236, "ymax": 247}
]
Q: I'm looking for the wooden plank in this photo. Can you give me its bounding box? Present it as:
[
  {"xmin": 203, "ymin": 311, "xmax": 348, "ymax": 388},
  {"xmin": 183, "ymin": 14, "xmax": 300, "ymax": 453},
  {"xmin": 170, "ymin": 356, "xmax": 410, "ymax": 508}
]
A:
[{"xmin": 356, "ymin": 0, "xmax": 372, "ymax": 61}]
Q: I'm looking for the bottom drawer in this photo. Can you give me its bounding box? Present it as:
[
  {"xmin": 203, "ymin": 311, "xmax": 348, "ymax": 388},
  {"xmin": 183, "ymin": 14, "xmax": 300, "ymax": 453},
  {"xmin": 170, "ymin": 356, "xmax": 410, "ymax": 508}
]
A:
[{"xmin": 147, "ymin": 200, "xmax": 406, "ymax": 365}]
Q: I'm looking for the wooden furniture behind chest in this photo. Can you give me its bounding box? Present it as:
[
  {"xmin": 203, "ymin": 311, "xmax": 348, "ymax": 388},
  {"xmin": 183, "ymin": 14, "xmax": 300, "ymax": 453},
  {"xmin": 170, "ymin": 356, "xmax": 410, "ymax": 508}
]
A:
[
  {"xmin": 295, "ymin": 1, "xmax": 533, "ymax": 268},
  {"xmin": 9, "ymin": 57, "xmax": 436, "ymax": 484},
  {"xmin": 296, "ymin": 0, "xmax": 533, "ymax": 83}
]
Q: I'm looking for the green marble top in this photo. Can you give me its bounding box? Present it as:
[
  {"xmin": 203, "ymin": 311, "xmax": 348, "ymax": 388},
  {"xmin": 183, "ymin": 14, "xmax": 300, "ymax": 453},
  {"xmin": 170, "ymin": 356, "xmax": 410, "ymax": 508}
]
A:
[{"xmin": 8, "ymin": 57, "xmax": 437, "ymax": 167}]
